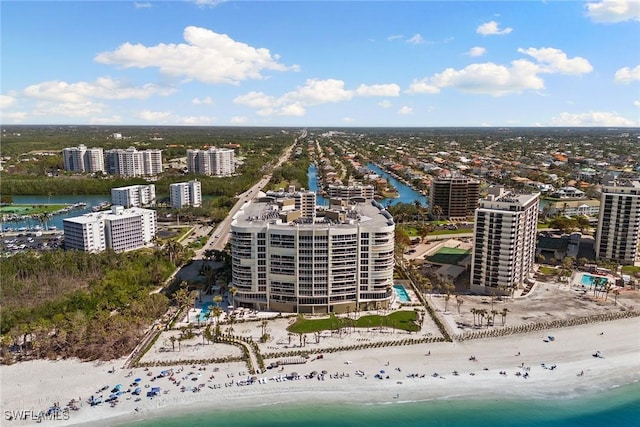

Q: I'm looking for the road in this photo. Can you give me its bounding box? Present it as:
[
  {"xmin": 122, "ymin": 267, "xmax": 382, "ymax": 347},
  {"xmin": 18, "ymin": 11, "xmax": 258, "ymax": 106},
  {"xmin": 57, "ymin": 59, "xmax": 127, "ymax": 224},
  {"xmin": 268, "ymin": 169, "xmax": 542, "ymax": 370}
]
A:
[{"xmin": 194, "ymin": 134, "xmax": 302, "ymax": 258}]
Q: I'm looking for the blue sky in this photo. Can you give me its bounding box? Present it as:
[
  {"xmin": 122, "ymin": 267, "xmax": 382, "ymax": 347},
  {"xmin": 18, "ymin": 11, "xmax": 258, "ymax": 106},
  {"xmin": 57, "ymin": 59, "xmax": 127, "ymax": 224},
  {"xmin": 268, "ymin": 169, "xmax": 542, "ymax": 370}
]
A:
[{"xmin": 1, "ymin": 0, "xmax": 639, "ymax": 127}]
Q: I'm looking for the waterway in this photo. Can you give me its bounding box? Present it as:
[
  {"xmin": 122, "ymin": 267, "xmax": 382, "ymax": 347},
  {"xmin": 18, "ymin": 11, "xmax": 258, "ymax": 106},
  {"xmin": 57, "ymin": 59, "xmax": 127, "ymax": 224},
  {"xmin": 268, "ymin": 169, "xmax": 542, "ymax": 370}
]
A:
[
  {"xmin": 2, "ymin": 195, "xmax": 110, "ymax": 231},
  {"xmin": 308, "ymin": 163, "xmax": 428, "ymax": 207}
]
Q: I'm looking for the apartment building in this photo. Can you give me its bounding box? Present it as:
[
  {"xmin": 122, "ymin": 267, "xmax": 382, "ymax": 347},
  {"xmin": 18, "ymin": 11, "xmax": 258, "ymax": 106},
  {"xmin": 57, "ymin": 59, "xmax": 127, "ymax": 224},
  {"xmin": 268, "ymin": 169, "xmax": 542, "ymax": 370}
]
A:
[
  {"xmin": 186, "ymin": 147, "xmax": 235, "ymax": 176},
  {"xmin": 63, "ymin": 206, "xmax": 157, "ymax": 253},
  {"xmin": 105, "ymin": 147, "xmax": 163, "ymax": 177},
  {"xmin": 170, "ymin": 180, "xmax": 202, "ymax": 209},
  {"xmin": 62, "ymin": 144, "xmax": 105, "ymax": 173},
  {"xmin": 111, "ymin": 184, "xmax": 156, "ymax": 208},
  {"xmin": 326, "ymin": 184, "xmax": 375, "ymax": 201},
  {"xmin": 429, "ymin": 174, "xmax": 480, "ymax": 219},
  {"xmin": 595, "ymin": 178, "xmax": 640, "ymax": 265},
  {"xmin": 230, "ymin": 188, "xmax": 395, "ymax": 314},
  {"xmin": 470, "ymin": 186, "xmax": 540, "ymax": 295}
]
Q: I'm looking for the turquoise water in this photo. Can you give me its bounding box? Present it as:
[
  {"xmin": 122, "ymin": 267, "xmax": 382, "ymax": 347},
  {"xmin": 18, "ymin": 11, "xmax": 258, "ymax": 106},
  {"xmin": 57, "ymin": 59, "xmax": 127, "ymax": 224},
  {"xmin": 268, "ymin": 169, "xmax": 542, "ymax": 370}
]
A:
[
  {"xmin": 119, "ymin": 381, "xmax": 640, "ymax": 426},
  {"xmin": 307, "ymin": 163, "xmax": 428, "ymax": 208},
  {"xmin": 393, "ymin": 284, "xmax": 411, "ymax": 303},
  {"xmin": 580, "ymin": 274, "xmax": 608, "ymax": 287}
]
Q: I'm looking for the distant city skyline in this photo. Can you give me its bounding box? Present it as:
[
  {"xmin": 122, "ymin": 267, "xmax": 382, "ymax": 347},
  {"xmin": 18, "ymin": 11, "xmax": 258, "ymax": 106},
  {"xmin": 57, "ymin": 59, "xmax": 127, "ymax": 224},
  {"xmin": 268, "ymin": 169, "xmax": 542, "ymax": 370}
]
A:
[{"xmin": 1, "ymin": 0, "xmax": 639, "ymax": 127}]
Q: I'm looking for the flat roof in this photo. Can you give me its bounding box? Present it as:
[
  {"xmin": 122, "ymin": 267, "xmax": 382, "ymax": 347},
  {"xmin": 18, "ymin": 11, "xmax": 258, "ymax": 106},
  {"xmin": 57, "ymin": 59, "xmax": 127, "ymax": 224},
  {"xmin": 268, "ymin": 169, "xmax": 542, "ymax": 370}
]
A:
[{"xmin": 233, "ymin": 197, "xmax": 392, "ymax": 229}]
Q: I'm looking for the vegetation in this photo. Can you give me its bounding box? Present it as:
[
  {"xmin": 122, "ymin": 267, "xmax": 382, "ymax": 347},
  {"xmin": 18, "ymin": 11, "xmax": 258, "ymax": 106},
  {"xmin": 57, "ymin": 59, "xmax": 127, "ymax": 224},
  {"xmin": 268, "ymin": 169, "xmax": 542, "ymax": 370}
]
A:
[
  {"xmin": 287, "ymin": 311, "xmax": 420, "ymax": 334},
  {"xmin": 0, "ymin": 249, "xmax": 177, "ymax": 362}
]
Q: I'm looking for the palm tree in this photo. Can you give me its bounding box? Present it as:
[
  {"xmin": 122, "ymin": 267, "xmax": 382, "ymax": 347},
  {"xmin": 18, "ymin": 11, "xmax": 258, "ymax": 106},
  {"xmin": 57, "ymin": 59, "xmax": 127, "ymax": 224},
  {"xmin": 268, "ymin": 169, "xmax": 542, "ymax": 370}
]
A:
[
  {"xmin": 212, "ymin": 306, "xmax": 223, "ymax": 337},
  {"xmin": 490, "ymin": 310, "xmax": 498, "ymax": 327},
  {"xmin": 470, "ymin": 308, "xmax": 477, "ymax": 327},
  {"xmin": 500, "ymin": 308, "xmax": 509, "ymax": 326},
  {"xmin": 169, "ymin": 335, "xmax": 177, "ymax": 352},
  {"xmin": 456, "ymin": 296, "xmax": 464, "ymax": 314},
  {"xmin": 432, "ymin": 204, "xmax": 443, "ymax": 221},
  {"xmin": 229, "ymin": 286, "xmax": 238, "ymax": 309},
  {"xmin": 213, "ymin": 294, "xmax": 223, "ymax": 308}
]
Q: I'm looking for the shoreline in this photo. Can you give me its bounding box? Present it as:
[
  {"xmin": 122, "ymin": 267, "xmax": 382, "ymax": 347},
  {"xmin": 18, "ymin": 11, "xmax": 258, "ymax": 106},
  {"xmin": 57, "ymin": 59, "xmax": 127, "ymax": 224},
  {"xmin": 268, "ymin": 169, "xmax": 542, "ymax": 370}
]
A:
[{"xmin": 2, "ymin": 316, "xmax": 639, "ymax": 426}]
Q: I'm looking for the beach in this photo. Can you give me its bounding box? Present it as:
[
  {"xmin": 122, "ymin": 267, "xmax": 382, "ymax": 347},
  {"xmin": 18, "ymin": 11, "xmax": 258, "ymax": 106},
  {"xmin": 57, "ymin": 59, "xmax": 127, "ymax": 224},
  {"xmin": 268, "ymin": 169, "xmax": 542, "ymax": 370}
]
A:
[{"xmin": 2, "ymin": 316, "xmax": 639, "ymax": 426}]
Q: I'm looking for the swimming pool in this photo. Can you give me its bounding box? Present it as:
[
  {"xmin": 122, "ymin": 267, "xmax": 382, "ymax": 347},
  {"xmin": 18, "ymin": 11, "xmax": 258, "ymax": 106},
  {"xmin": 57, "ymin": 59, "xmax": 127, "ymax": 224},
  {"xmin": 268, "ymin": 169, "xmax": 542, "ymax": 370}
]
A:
[
  {"xmin": 580, "ymin": 273, "xmax": 609, "ymax": 287},
  {"xmin": 393, "ymin": 284, "xmax": 411, "ymax": 303}
]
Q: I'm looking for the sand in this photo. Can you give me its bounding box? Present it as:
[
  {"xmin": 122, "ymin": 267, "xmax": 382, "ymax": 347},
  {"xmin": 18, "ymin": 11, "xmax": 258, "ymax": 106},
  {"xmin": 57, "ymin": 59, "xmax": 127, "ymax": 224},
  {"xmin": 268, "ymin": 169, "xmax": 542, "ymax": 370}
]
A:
[{"xmin": 1, "ymin": 316, "xmax": 639, "ymax": 426}]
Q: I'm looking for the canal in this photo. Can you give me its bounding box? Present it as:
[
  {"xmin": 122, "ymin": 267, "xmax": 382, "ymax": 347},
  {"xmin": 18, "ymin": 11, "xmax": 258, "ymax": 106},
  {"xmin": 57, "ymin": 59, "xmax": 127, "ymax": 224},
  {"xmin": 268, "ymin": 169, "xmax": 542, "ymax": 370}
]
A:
[{"xmin": 307, "ymin": 163, "xmax": 428, "ymax": 207}]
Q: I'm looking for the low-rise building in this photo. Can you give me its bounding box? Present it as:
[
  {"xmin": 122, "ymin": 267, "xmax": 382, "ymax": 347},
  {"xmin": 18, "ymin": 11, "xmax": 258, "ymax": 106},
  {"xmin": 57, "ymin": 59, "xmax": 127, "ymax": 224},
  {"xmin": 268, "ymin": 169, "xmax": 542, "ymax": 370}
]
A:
[
  {"xmin": 63, "ymin": 206, "xmax": 157, "ymax": 253},
  {"xmin": 111, "ymin": 184, "xmax": 156, "ymax": 208}
]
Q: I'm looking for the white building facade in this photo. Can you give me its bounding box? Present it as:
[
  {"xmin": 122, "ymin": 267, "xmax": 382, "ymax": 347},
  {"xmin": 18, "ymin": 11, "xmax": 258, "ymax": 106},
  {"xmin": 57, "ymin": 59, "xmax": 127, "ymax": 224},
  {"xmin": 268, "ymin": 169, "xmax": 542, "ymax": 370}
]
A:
[
  {"xmin": 170, "ymin": 180, "xmax": 202, "ymax": 209},
  {"xmin": 62, "ymin": 145, "xmax": 105, "ymax": 173},
  {"xmin": 186, "ymin": 147, "xmax": 235, "ymax": 176},
  {"xmin": 63, "ymin": 206, "xmax": 157, "ymax": 253},
  {"xmin": 111, "ymin": 184, "xmax": 156, "ymax": 208},
  {"xmin": 105, "ymin": 148, "xmax": 163, "ymax": 177},
  {"xmin": 470, "ymin": 187, "xmax": 540, "ymax": 295},
  {"xmin": 230, "ymin": 189, "xmax": 395, "ymax": 314},
  {"xmin": 595, "ymin": 179, "xmax": 640, "ymax": 265}
]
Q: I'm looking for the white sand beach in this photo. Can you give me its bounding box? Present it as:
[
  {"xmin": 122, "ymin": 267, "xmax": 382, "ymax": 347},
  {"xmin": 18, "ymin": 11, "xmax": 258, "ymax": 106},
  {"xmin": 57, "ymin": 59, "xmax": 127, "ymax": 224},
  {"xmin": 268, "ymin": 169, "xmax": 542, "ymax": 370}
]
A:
[{"xmin": 2, "ymin": 316, "xmax": 639, "ymax": 426}]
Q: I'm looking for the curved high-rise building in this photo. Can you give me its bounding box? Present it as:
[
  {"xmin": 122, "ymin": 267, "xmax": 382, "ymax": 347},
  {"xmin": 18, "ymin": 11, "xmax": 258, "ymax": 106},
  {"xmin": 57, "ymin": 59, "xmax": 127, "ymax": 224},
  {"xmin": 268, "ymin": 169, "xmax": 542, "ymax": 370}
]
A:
[{"xmin": 230, "ymin": 189, "xmax": 395, "ymax": 314}]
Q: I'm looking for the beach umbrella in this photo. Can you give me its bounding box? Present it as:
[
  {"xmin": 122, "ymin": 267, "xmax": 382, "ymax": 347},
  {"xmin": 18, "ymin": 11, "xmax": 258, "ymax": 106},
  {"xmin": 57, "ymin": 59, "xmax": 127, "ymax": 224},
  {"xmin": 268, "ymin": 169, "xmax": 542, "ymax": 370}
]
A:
[
  {"xmin": 321, "ymin": 370, "xmax": 328, "ymax": 374},
  {"xmin": 290, "ymin": 372, "xmax": 299, "ymax": 377},
  {"xmin": 380, "ymin": 370, "xmax": 385, "ymax": 374},
  {"xmin": 134, "ymin": 378, "xmax": 142, "ymax": 383}
]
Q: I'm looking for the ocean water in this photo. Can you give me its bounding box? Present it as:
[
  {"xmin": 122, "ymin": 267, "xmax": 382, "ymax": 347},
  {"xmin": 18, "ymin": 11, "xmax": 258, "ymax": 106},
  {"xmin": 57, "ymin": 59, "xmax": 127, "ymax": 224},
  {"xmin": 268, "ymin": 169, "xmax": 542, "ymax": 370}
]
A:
[{"xmin": 120, "ymin": 381, "xmax": 640, "ymax": 427}]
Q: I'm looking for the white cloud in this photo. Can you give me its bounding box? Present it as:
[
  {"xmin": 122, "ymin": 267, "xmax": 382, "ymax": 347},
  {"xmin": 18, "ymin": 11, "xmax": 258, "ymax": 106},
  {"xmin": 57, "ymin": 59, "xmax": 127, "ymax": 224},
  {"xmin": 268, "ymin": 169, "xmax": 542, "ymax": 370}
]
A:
[
  {"xmin": 614, "ymin": 65, "xmax": 640, "ymax": 83},
  {"xmin": 408, "ymin": 47, "xmax": 592, "ymax": 96},
  {"xmin": 138, "ymin": 110, "xmax": 172, "ymax": 122},
  {"xmin": 586, "ymin": 0, "xmax": 640, "ymax": 23},
  {"xmin": 230, "ymin": 116, "xmax": 248, "ymax": 124},
  {"xmin": 635, "ymin": 100, "xmax": 640, "ymax": 107},
  {"xmin": 467, "ymin": 47, "xmax": 486, "ymax": 57},
  {"xmin": 191, "ymin": 0, "xmax": 227, "ymax": 7},
  {"xmin": 235, "ymin": 79, "xmax": 399, "ymax": 116},
  {"xmin": 407, "ymin": 79, "xmax": 441, "ymax": 94},
  {"xmin": 33, "ymin": 101, "xmax": 105, "ymax": 117},
  {"xmin": 355, "ymin": 83, "xmax": 400, "ymax": 97},
  {"xmin": 233, "ymin": 91, "xmax": 276, "ymax": 109},
  {"xmin": 0, "ymin": 94, "xmax": 16, "ymax": 109},
  {"xmin": 398, "ymin": 106, "xmax": 413, "ymax": 115},
  {"xmin": 378, "ymin": 100, "xmax": 392, "ymax": 109},
  {"xmin": 550, "ymin": 111, "xmax": 638, "ymax": 126},
  {"xmin": 192, "ymin": 96, "xmax": 214, "ymax": 105},
  {"xmin": 22, "ymin": 77, "xmax": 175, "ymax": 103},
  {"xmin": 90, "ymin": 115, "xmax": 123, "ymax": 124},
  {"xmin": 283, "ymin": 79, "xmax": 353, "ymax": 105},
  {"xmin": 278, "ymin": 103, "xmax": 306, "ymax": 116},
  {"xmin": 95, "ymin": 26, "xmax": 298, "ymax": 85},
  {"xmin": 134, "ymin": 2, "xmax": 152, "ymax": 8},
  {"xmin": 406, "ymin": 34, "xmax": 425, "ymax": 45},
  {"xmin": 476, "ymin": 21, "xmax": 513, "ymax": 36},
  {"xmin": 517, "ymin": 48, "xmax": 593, "ymax": 75},
  {"xmin": 387, "ymin": 34, "xmax": 404, "ymax": 41},
  {"xmin": 178, "ymin": 115, "xmax": 216, "ymax": 125},
  {"xmin": 342, "ymin": 117, "xmax": 354, "ymax": 123},
  {"xmin": 1, "ymin": 111, "xmax": 27, "ymax": 123}
]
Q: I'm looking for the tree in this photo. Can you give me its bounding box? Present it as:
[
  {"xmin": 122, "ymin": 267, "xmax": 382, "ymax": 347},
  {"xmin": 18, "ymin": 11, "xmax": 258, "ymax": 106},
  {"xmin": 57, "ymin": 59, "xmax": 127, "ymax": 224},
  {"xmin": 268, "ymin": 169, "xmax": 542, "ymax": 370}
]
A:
[
  {"xmin": 456, "ymin": 295, "xmax": 464, "ymax": 314},
  {"xmin": 213, "ymin": 294, "xmax": 223, "ymax": 308},
  {"xmin": 431, "ymin": 204, "xmax": 443, "ymax": 221},
  {"xmin": 229, "ymin": 286, "xmax": 238, "ymax": 308},
  {"xmin": 169, "ymin": 335, "xmax": 177, "ymax": 352},
  {"xmin": 500, "ymin": 308, "xmax": 509, "ymax": 326}
]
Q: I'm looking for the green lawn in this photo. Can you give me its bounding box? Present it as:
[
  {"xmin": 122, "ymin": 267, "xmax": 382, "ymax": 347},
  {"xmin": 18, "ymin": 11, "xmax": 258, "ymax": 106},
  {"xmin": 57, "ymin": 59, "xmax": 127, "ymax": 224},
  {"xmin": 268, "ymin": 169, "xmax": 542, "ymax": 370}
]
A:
[
  {"xmin": 0, "ymin": 204, "xmax": 68, "ymax": 215},
  {"xmin": 538, "ymin": 266, "xmax": 556, "ymax": 275},
  {"xmin": 621, "ymin": 266, "xmax": 640, "ymax": 275},
  {"xmin": 429, "ymin": 228, "xmax": 473, "ymax": 236},
  {"xmin": 287, "ymin": 310, "xmax": 419, "ymax": 334}
]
